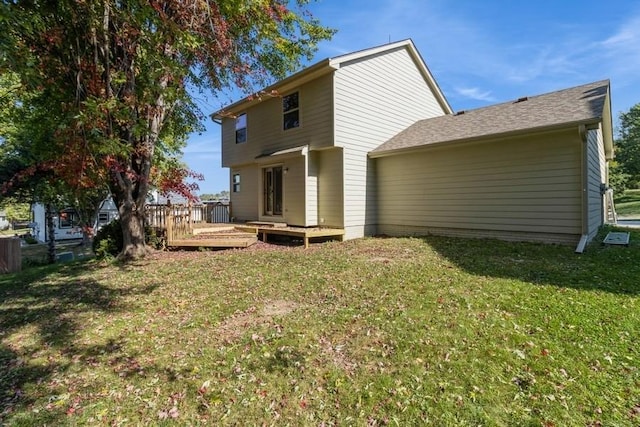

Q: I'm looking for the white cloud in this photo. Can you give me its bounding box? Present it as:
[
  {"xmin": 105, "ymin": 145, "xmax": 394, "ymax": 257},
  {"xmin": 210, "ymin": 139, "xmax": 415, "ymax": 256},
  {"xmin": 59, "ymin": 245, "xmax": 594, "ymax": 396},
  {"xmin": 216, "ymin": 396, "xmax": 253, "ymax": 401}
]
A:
[{"xmin": 454, "ymin": 87, "xmax": 495, "ymax": 102}]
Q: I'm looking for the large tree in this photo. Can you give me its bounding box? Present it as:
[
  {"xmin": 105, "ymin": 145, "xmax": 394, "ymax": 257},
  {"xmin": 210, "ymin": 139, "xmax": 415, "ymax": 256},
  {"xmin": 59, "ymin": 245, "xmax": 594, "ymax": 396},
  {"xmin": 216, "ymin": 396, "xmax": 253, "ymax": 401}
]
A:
[
  {"xmin": 615, "ymin": 103, "xmax": 640, "ymax": 189},
  {"xmin": 0, "ymin": 0, "xmax": 333, "ymax": 260}
]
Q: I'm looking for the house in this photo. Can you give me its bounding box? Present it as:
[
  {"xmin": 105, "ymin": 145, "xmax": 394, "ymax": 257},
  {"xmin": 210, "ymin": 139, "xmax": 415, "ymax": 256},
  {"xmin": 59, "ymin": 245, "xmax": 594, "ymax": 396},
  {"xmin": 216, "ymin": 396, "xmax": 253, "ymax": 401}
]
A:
[
  {"xmin": 31, "ymin": 198, "xmax": 119, "ymax": 242},
  {"xmin": 213, "ymin": 39, "xmax": 614, "ymax": 252},
  {"xmin": 0, "ymin": 211, "xmax": 9, "ymax": 230}
]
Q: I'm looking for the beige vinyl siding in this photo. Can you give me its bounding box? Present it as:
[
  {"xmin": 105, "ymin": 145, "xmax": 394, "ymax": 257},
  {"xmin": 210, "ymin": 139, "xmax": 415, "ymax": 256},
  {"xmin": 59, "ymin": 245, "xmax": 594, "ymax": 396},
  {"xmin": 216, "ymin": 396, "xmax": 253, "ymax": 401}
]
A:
[
  {"xmin": 333, "ymin": 46, "xmax": 447, "ymax": 239},
  {"xmin": 229, "ymin": 166, "xmax": 259, "ymax": 222},
  {"xmin": 376, "ymin": 129, "xmax": 584, "ymax": 244},
  {"xmin": 585, "ymin": 127, "xmax": 606, "ymax": 239},
  {"xmin": 318, "ymin": 148, "xmax": 344, "ymax": 228},
  {"xmin": 282, "ymin": 156, "xmax": 306, "ymax": 226},
  {"xmin": 222, "ymin": 74, "xmax": 333, "ymax": 168},
  {"xmin": 258, "ymin": 156, "xmax": 307, "ymax": 226},
  {"xmin": 306, "ymin": 152, "xmax": 319, "ymax": 226}
]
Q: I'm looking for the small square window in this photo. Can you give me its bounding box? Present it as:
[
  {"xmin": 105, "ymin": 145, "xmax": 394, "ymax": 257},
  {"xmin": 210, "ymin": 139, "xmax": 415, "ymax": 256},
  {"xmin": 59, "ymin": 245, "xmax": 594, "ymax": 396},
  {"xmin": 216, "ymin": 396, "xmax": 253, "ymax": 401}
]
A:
[
  {"xmin": 58, "ymin": 210, "xmax": 76, "ymax": 228},
  {"xmin": 235, "ymin": 113, "xmax": 247, "ymax": 143},
  {"xmin": 283, "ymin": 92, "xmax": 299, "ymax": 130},
  {"xmin": 232, "ymin": 173, "xmax": 241, "ymax": 193}
]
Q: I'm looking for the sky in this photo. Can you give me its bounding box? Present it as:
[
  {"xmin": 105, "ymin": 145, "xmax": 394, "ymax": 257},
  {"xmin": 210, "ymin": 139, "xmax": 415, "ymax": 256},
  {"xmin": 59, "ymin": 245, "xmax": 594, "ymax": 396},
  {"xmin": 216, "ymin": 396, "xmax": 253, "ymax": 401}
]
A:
[{"xmin": 184, "ymin": 0, "xmax": 640, "ymax": 194}]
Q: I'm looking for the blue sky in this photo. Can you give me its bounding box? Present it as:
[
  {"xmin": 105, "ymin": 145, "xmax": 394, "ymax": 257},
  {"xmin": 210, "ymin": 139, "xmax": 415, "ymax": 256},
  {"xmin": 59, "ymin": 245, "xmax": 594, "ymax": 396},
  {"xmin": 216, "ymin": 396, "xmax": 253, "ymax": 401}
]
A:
[{"xmin": 185, "ymin": 0, "xmax": 640, "ymax": 194}]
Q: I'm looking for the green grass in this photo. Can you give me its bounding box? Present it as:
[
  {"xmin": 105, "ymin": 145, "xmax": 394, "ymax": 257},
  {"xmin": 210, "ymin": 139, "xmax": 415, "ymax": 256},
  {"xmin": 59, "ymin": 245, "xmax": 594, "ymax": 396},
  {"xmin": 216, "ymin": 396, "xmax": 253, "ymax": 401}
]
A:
[
  {"xmin": 615, "ymin": 189, "xmax": 640, "ymax": 218},
  {"xmin": 1, "ymin": 230, "xmax": 639, "ymax": 426}
]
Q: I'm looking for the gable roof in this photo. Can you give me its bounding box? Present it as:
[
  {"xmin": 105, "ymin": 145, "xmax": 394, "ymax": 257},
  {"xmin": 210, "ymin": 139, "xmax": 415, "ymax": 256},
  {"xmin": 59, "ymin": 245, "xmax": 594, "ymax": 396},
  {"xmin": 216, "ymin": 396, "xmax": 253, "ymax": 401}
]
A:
[
  {"xmin": 213, "ymin": 39, "xmax": 452, "ymax": 119},
  {"xmin": 371, "ymin": 80, "xmax": 613, "ymax": 158}
]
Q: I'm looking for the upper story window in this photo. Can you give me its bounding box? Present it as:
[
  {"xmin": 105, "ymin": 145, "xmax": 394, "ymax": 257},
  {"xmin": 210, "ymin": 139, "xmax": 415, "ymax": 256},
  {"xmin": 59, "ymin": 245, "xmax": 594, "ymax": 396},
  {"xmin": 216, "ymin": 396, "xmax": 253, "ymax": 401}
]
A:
[
  {"xmin": 282, "ymin": 92, "xmax": 299, "ymax": 130},
  {"xmin": 235, "ymin": 113, "xmax": 247, "ymax": 143}
]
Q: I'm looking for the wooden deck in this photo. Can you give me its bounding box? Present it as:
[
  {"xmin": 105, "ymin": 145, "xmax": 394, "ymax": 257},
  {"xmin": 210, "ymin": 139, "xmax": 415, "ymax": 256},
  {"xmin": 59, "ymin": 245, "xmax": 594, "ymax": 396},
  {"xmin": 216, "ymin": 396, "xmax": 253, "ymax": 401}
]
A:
[
  {"xmin": 168, "ymin": 235, "xmax": 257, "ymax": 248},
  {"xmin": 240, "ymin": 223, "xmax": 345, "ymax": 249},
  {"xmin": 164, "ymin": 220, "xmax": 344, "ymax": 250},
  {"xmin": 166, "ymin": 223, "xmax": 257, "ymax": 248}
]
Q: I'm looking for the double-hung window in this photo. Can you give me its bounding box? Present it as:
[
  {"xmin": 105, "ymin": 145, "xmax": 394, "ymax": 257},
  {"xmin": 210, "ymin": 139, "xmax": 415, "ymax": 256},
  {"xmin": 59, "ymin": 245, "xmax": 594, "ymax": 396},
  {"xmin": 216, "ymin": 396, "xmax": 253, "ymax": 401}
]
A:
[
  {"xmin": 232, "ymin": 173, "xmax": 241, "ymax": 193},
  {"xmin": 282, "ymin": 92, "xmax": 299, "ymax": 130},
  {"xmin": 235, "ymin": 113, "xmax": 247, "ymax": 143}
]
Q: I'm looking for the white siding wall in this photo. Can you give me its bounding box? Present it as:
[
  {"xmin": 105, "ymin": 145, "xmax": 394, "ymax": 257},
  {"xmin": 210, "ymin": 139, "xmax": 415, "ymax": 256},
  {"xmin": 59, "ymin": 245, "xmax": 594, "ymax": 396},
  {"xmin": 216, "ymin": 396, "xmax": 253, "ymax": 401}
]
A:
[
  {"xmin": 222, "ymin": 74, "xmax": 333, "ymax": 168},
  {"xmin": 334, "ymin": 46, "xmax": 447, "ymax": 239},
  {"xmin": 585, "ymin": 127, "xmax": 606, "ymax": 239},
  {"xmin": 376, "ymin": 130, "xmax": 584, "ymax": 244},
  {"xmin": 229, "ymin": 166, "xmax": 259, "ymax": 222},
  {"xmin": 318, "ymin": 148, "xmax": 344, "ymax": 228}
]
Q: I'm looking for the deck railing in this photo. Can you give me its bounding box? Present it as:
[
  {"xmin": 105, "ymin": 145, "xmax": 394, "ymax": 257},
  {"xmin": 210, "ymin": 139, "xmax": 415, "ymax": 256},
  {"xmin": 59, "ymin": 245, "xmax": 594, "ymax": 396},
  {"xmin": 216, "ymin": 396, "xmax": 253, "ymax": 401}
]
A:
[{"xmin": 145, "ymin": 202, "xmax": 232, "ymax": 244}]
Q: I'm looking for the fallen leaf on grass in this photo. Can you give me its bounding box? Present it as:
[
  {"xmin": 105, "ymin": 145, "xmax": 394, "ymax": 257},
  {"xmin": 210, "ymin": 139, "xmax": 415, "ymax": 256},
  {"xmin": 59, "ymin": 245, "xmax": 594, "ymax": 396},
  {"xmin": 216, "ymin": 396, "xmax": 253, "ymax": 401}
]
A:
[{"xmin": 198, "ymin": 380, "xmax": 211, "ymax": 395}]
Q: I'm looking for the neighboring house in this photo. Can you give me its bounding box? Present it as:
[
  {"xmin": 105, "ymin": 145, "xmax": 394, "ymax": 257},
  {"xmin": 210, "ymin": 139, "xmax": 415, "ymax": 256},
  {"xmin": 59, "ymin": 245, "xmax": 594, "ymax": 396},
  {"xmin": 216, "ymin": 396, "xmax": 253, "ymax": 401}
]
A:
[
  {"xmin": 213, "ymin": 39, "xmax": 614, "ymax": 251},
  {"xmin": 0, "ymin": 211, "xmax": 9, "ymax": 230},
  {"xmin": 31, "ymin": 199, "xmax": 119, "ymax": 242}
]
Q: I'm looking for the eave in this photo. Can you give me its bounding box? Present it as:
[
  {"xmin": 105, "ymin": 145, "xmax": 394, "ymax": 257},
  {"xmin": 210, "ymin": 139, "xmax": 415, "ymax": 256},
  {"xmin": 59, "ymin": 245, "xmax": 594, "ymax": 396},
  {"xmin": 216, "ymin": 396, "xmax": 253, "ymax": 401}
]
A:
[
  {"xmin": 369, "ymin": 119, "xmax": 604, "ymax": 159},
  {"xmin": 212, "ymin": 60, "xmax": 336, "ymax": 121}
]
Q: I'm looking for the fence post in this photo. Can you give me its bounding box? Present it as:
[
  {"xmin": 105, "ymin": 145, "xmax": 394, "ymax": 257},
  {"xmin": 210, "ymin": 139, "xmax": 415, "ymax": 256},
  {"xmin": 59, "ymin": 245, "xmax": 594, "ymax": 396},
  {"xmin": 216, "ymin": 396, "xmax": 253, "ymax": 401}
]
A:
[
  {"xmin": 0, "ymin": 238, "xmax": 21, "ymax": 274},
  {"xmin": 166, "ymin": 206, "xmax": 173, "ymax": 245}
]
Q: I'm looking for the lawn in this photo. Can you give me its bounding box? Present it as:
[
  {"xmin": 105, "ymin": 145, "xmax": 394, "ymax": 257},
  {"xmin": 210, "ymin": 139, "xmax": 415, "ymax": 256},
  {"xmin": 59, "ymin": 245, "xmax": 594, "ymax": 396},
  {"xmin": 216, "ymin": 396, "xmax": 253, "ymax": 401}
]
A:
[
  {"xmin": 615, "ymin": 189, "xmax": 640, "ymax": 218},
  {"xmin": 1, "ymin": 230, "xmax": 639, "ymax": 426}
]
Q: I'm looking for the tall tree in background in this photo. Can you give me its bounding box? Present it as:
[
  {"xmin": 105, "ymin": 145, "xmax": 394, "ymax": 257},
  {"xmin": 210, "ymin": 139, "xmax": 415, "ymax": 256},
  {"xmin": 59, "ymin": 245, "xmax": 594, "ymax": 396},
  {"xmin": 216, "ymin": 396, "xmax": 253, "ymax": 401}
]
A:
[
  {"xmin": 1, "ymin": 0, "xmax": 333, "ymax": 260},
  {"xmin": 614, "ymin": 103, "xmax": 640, "ymax": 189}
]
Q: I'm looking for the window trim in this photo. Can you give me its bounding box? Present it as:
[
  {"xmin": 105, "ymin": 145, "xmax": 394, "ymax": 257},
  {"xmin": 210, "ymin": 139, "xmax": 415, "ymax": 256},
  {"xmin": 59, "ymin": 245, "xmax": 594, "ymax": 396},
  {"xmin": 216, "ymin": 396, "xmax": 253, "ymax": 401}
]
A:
[
  {"xmin": 282, "ymin": 92, "xmax": 300, "ymax": 131},
  {"xmin": 58, "ymin": 209, "xmax": 76, "ymax": 229},
  {"xmin": 235, "ymin": 113, "xmax": 247, "ymax": 144},
  {"xmin": 232, "ymin": 173, "xmax": 241, "ymax": 193}
]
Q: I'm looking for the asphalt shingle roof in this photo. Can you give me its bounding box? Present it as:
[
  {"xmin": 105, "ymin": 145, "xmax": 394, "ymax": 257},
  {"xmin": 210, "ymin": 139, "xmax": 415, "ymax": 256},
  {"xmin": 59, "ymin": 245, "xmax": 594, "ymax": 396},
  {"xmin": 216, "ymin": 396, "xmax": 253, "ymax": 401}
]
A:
[{"xmin": 372, "ymin": 80, "xmax": 610, "ymax": 155}]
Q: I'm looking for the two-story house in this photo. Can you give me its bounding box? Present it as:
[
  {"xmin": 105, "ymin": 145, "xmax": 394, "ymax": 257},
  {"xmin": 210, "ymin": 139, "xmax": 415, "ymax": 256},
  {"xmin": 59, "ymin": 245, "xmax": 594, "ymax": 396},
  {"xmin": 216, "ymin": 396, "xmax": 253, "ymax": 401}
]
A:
[{"xmin": 213, "ymin": 39, "xmax": 614, "ymax": 252}]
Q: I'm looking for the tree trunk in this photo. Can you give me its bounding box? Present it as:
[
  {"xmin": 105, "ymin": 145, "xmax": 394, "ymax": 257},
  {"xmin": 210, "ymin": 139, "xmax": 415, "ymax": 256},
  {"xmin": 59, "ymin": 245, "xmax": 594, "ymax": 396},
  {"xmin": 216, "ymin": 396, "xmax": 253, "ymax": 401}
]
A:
[
  {"xmin": 117, "ymin": 203, "xmax": 150, "ymax": 261},
  {"xmin": 45, "ymin": 203, "xmax": 56, "ymax": 264}
]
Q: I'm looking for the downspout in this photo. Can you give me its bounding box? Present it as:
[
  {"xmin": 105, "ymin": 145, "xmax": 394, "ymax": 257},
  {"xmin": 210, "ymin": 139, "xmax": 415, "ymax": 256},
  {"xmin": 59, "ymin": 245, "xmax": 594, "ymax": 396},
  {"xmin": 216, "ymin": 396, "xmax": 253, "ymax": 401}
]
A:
[{"xmin": 575, "ymin": 125, "xmax": 589, "ymax": 254}]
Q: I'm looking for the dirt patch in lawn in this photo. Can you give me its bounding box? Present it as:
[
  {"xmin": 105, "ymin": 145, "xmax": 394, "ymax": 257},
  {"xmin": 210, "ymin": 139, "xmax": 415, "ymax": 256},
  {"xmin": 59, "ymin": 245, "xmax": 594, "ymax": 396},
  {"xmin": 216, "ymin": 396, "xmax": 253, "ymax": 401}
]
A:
[{"xmin": 215, "ymin": 299, "xmax": 300, "ymax": 342}]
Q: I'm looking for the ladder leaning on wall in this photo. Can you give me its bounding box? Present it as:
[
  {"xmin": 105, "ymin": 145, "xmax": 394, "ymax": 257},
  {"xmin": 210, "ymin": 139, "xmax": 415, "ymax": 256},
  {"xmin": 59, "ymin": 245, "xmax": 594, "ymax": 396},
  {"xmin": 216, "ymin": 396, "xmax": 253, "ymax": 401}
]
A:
[{"xmin": 605, "ymin": 188, "xmax": 618, "ymax": 224}]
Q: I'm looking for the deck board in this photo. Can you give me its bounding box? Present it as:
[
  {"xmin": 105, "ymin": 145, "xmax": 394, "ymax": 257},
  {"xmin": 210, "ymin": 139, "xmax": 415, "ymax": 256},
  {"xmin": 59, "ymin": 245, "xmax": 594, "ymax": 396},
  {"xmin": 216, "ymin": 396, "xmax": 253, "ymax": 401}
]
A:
[
  {"xmin": 255, "ymin": 226, "xmax": 345, "ymax": 248},
  {"xmin": 166, "ymin": 223, "xmax": 344, "ymax": 249},
  {"xmin": 169, "ymin": 236, "xmax": 257, "ymax": 248}
]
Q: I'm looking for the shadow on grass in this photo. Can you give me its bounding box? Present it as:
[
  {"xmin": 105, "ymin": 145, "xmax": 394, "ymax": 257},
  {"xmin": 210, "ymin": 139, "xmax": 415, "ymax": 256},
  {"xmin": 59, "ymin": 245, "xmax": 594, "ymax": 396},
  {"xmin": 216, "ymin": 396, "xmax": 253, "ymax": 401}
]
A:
[
  {"xmin": 420, "ymin": 227, "xmax": 640, "ymax": 295},
  {"xmin": 0, "ymin": 260, "xmax": 158, "ymax": 423}
]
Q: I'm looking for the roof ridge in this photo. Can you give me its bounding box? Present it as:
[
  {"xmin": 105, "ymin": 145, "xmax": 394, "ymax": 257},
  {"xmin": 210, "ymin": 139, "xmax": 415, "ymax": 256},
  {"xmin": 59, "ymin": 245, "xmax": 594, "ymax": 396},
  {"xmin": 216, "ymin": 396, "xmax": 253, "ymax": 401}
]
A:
[{"xmin": 446, "ymin": 79, "xmax": 610, "ymax": 117}]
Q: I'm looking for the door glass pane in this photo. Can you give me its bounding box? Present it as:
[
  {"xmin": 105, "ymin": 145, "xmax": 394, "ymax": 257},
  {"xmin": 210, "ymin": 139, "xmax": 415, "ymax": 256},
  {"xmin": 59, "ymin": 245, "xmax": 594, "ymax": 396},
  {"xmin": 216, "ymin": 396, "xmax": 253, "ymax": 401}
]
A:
[
  {"xmin": 263, "ymin": 166, "xmax": 283, "ymax": 216},
  {"xmin": 264, "ymin": 169, "xmax": 273, "ymax": 214},
  {"xmin": 274, "ymin": 167, "xmax": 283, "ymax": 215}
]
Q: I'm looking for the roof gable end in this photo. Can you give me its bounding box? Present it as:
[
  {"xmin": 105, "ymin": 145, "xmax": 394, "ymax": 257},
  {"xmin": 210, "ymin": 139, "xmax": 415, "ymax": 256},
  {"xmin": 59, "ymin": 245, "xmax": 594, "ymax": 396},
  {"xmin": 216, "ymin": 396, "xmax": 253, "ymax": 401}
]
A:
[{"xmin": 213, "ymin": 39, "xmax": 452, "ymax": 118}]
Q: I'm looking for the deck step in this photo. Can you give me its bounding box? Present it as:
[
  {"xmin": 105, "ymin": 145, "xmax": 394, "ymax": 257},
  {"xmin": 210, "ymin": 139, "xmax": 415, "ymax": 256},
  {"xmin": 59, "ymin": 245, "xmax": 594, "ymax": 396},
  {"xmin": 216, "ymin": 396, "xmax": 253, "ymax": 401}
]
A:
[
  {"xmin": 192, "ymin": 225, "xmax": 237, "ymax": 235},
  {"xmin": 246, "ymin": 221, "xmax": 287, "ymax": 228},
  {"xmin": 168, "ymin": 236, "xmax": 257, "ymax": 248}
]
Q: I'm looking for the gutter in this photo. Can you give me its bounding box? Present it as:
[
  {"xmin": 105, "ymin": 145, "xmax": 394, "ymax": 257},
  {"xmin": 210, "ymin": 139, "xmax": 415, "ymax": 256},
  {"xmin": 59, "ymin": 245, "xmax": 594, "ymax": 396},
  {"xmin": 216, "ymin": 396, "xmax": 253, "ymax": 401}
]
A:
[{"xmin": 575, "ymin": 124, "xmax": 589, "ymax": 254}]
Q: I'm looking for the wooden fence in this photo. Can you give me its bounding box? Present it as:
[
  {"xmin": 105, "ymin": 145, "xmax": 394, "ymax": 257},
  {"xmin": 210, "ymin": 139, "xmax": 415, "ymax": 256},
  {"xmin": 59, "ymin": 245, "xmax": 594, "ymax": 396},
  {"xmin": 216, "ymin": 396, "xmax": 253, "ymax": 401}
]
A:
[
  {"xmin": 205, "ymin": 202, "xmax": 231, "ymax": 223},
  {"xmin": 0, "ymin": 238, "xmax": 21, "ymax": 274}
]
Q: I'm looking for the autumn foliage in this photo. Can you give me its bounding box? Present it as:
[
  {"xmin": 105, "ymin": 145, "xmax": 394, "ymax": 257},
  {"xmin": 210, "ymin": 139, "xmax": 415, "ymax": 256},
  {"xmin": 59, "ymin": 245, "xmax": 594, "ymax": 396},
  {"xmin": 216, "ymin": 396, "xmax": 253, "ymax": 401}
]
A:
[{"xmin": 0, "ymin": 0, "xmax": 333, "ymax": 259}]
